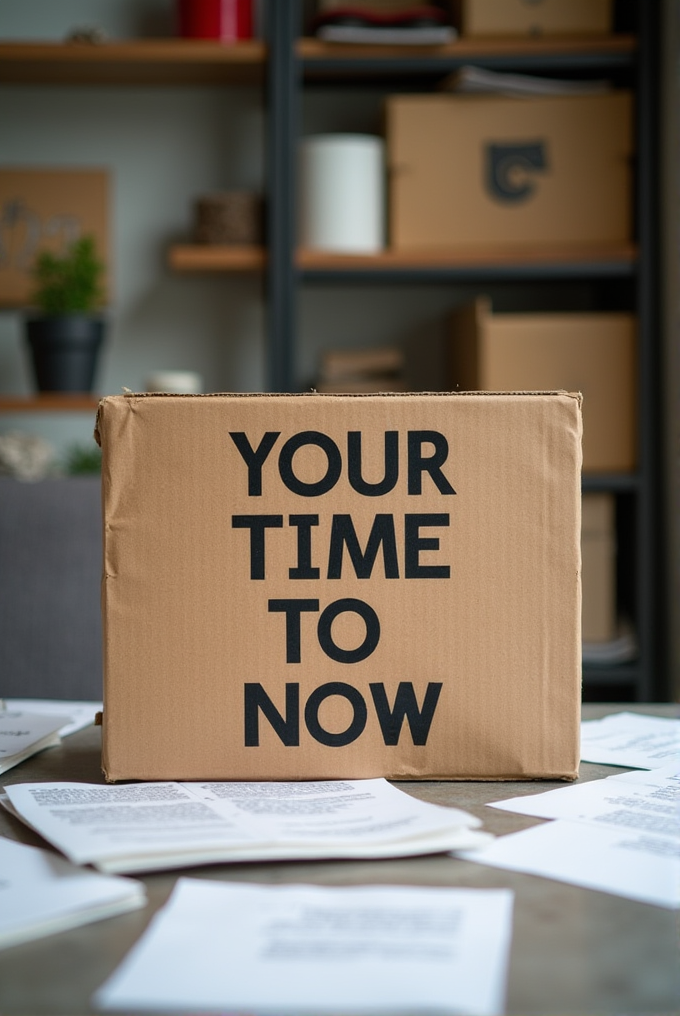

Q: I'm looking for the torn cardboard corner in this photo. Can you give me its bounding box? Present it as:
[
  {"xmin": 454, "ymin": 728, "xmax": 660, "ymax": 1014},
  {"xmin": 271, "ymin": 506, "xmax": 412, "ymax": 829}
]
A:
[{"xmin": 96, "ymin": 391, "xmax": 583, "ymax": 783}]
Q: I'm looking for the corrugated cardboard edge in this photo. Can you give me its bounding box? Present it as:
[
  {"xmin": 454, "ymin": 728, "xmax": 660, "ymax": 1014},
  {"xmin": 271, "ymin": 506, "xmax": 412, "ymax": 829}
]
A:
[{"xmin": 95, "ymin": 388, "xmax": 583, "ymax": 444}]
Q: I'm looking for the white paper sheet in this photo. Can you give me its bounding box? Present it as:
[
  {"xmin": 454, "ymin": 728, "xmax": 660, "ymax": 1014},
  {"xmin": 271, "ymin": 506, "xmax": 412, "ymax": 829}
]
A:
[
  {"xmin": 459, "ymin": 819, "xmax": 680, "ymax": 909},
  {"xmin": 0, "ymin": 711, "xmax": 63, "ymax": 774},
  {"xmin": 4, "ymin": 699, "xmax": 102, "ymax": 737},
  {"xmin": 0, "ymin": 835, "xmax": 146, "ymax": 949},
  {"xmin": 488, "ymin": 772, "xmax": 680, "ymax": 840},
  {"xmin": 580, "ymin": 711, "xmax": 680, "ymax": 768},
  {"xmin": 606, "ymin": 761, "xmax": 680, "ymax": 785},
  {"xmin": 95, "ymin": 879, "xmax": 513, "ymax": 1015},
  {"xmin": 3, "ymin": 779, "xmax": 491, "ymax": 873}
]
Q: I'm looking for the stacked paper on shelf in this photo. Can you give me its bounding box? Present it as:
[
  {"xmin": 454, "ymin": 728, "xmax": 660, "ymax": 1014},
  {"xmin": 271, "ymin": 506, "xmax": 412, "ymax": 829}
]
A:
[
  {"xmin": 442, "ymin": 65, "xmax": 611, "ymax": 97},
  {"xmin": 1, "ymin": 778, "xmax": 492, "ymax": 875},
  {"xmin": 0, "ymin": 836, "xmax": 145, "ymax": 950}
]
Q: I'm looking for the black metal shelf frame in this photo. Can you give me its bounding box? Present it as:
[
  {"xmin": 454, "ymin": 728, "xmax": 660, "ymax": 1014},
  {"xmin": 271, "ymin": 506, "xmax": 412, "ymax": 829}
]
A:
[
  {"xmin": 301, "ymin": 261, "xmax": 636, "ymax": 285},
  {"xmin": 263, "ymin": 1, "xmax": 664, "ymax": 701}
]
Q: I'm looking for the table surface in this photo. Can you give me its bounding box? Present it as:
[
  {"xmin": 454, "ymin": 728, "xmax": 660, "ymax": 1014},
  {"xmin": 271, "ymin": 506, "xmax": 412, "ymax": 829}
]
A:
[{"xmin": 0, "ymin": 703, "xmax": 678, "ymax": 1016}]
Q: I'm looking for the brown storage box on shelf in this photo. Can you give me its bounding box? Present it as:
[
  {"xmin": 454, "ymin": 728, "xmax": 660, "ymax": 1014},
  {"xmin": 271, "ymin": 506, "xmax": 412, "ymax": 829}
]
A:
[
  {"xmin": 456, "ymin": 0, "xmax": 613, "ymax": 37},
  {"xmin": 385, "ymin": 91, "xmax": 632, "ymax": 251},
  {"xmin": 95, "ymin": 391, "xmax": 582, "ymax": 783},
  {"xmin": 427, "ymin": 298, "xmax": 635, "ymax": 474},
  {"xmin": 316, "ymin": 347, "xmax": 406, "ymax": 393},
  {"xmin": 581, "ymin": 493, "xmax": 617, "ymax": 644}
]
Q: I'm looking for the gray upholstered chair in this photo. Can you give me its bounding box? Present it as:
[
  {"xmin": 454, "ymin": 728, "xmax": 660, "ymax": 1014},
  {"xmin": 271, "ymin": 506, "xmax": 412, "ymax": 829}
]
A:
[{"xmin": 0, "ymin": 476, "xmax": 103, "ymax": 700}]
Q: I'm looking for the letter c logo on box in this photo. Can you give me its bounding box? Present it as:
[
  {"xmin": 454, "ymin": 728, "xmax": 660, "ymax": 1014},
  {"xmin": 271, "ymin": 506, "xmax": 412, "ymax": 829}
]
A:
[{"xmin": 485, "ymin": 142, "xmax": 548, "ymax": 204}]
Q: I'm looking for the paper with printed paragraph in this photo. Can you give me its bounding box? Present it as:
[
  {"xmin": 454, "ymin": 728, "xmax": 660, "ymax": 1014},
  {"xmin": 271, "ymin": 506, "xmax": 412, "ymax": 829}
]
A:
[
  {"xmin": 95, "ymin": 880, "xmax": 514, "ymax": 1015},
  {"xmin": 580, "ymin": 711, "xmax": 680, "ymax": 769},
  {"xmin": 2, "ymin": 778, "xmax": 491, "ymax": 874},
  {"xmin": 461, "ymin": 765, "xmax": 680, "ymax": 908}
]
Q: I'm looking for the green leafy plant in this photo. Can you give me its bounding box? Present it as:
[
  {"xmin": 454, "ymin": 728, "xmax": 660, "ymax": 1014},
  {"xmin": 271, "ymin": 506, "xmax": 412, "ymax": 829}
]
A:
[
  {"xmin": 64, "ymin": 442, "xmax": 102, "ymax": 475},
  {"xmin": 31, "ymin": 235, "xmax": 105, "ymax": 314}
]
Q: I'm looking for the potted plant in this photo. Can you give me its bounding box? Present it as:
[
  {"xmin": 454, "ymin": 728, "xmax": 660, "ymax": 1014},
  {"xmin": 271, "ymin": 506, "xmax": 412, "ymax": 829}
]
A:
[{"xmin": 25, "ymin": 235, "xmax": 106, "ymax": 393}]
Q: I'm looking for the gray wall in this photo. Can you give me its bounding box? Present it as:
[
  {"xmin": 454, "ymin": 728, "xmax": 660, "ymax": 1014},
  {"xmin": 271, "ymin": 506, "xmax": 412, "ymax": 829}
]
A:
[{"xmin": 0, "ymin": 1, "xmax": 265, "ymax": 458}]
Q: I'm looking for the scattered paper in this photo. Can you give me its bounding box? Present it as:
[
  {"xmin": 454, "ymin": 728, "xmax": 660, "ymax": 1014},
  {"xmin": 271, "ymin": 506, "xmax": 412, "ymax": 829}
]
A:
[
  {"xmin": 461, "ymin": 764, "xmax": 680, "ymax": 908},
  {"xmin": 488, "ymin": 770, "xmax": 680, "ymax": 840},
  {"xmin": 2, "ymin": 778, "xmax": 492, "ymax": 874},
  {"xmin": 0, "ymin": 835, "xmax": 146, "ymax": 950},
  {"xmin": 95, "ymin": 879, "xmax": 513, "ymax": 1015},
  {"xmin": 3, "ymin": 699, "xmax": 102, "ymax": 737},
  {"xmin": 0, "ymin": 711, "xmax": 63, "ymax": 775},
  {"xmin": 459, "ymin": 819, "xmax": 679, "ymax": 909},
  {"xmin": 580, "ymin": 711, "xmax": 680, "ymax": 768},
  {"xmin": 607, "ymin": 761, "xmax": 680, "ymax": 786}
]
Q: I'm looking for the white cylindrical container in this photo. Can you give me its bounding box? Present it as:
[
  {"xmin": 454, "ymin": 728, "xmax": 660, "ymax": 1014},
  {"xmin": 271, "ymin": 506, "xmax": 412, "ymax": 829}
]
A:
[
  {"xmin": 145, "ymin": 371, "xmax": 203, "ymax": 394},
  {"xmin": 299, "ymin": 134, "xmax": 385, "ymax": 253}
]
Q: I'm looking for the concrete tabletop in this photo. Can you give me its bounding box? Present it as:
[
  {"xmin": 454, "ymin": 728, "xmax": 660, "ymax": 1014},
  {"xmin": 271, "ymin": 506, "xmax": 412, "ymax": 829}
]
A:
[{"xmin": 0, "ymin": 703, "xmax": 678, "ymax": 1015}]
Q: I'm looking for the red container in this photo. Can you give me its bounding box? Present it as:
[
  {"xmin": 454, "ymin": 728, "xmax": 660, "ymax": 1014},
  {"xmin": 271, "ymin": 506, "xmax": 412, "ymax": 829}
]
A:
[{"xmin": 177, "ymin": 0, "xmax": 253, "ymax": 41}]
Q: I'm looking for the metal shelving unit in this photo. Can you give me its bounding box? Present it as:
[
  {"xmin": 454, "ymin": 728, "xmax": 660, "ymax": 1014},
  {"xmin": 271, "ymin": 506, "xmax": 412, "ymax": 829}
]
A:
[
  {"xmin": 263, "ymin": 1, "xmax": 663, "ymax": 701},
  {"xmin": 0, "ymin": 2, "xmax": 664, "ymax": 700}
]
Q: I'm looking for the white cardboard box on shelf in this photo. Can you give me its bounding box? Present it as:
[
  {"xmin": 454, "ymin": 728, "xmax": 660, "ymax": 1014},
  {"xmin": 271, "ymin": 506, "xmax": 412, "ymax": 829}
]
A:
[{"xmin": 95, "ymin": 391, "xmax": 582, "ymax": 783}]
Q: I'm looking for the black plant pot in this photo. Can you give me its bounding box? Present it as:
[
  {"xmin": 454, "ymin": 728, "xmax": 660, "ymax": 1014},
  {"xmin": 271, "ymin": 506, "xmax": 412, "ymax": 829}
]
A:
[{"xmin": 25, "ymin": 314, "xmax": 105, "ymax": 393}]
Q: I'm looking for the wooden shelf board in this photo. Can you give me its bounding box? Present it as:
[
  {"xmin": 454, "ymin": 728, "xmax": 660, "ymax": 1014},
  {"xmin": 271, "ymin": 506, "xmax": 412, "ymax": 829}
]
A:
[
  {"xmin": 0, "ymin": 394, "xmax": 100, "ymax": 412},
  {"xmin": 0, "ymin": 40, "xmax": 265, "ymax": 86},
  {"xmin": 299, "ymin": 34, "xmax": 637, "ymax": 62},
  {"xmin": 168, "ymin": 243, "xmax": 637, "ymax": 274},
  {"xmin": 297, "ymin": 243, "xmax": 638, "ymax": 270},
  {"xmin": 168, "ymin": 244, "xmax": 266, "ymax": 271},
  {"xmin": 0, "ymin": 35, "xmax": 635, "ymax": 86}
]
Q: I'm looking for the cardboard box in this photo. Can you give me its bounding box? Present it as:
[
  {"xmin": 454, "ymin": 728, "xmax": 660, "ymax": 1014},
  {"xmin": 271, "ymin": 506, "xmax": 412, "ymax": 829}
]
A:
[
  {"xmin": 0, "ymin": 168, "xmax": 110, "ymax": 307},
  {"xmin": 581, "ymin": 493, "xmax": 616, "ymax": 643},
  {"xmin": 386, "ymin": 92, "xmax": 632, "ymax": 250},
  {"xmin": 459, "ymin": 0, "xmax": 613, "ymax": 37},
  {"xmin": 433, "ymin": 298, "xmax": 635, "ymax": 474},
  {"xmin": 95, "ymin": 391, "xmax": 582, "ymax": 782}
]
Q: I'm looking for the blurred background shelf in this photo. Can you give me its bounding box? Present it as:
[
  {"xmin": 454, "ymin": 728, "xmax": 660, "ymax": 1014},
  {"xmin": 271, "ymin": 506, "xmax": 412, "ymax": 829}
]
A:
[
  {"xmin": 0, "ymin": 395, "xmax": 100, "ymax": 412},
  {"xmin": 168, "ymin": 244, "xmax": 265, "ymax": 272},
  {"xmin": 300, "ymin": 33, "xmax": 637, "ymax": 79},
  {"xmin": 0, "ymin": 1, "xmax": 670, "ymax": 702},
  {"xmin": 0, "ymin": 40, "xmax": 265, "ymax": 86}
]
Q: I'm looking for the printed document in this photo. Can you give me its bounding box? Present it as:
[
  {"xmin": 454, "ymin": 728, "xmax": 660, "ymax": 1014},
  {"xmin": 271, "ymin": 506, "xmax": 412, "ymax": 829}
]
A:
[
  {"xmin": 461, "ymin": 766, "xmax": 680, "ymax": 907},
  {"xmin": 2, "ymin": 778, "xmax": 491, "ymax": 874},
  {"xmin": 0, "ymin": 835, "xmax": 146, "ymax": 949},
  {"xmin": 488, "ymin": 768, "xmax": 680, "ymax": 839},
  {"xmin": 0, "ymin": 710, "xmax": 63, "ymax": 775},
  {"xmin": 4, "ymin": 699, "xmax": 102, "ymax": 737},
  {"xmin": 459, "ymin": 818, "xmax": 679, "ymax": 909},
  {"xmin": 580, "ymin": 711, "xmax": 680, "ymax": 768},
  {"xmin": 95, "ymin": 879, "xmax": 514, "ymax": 1015}
]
